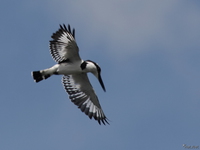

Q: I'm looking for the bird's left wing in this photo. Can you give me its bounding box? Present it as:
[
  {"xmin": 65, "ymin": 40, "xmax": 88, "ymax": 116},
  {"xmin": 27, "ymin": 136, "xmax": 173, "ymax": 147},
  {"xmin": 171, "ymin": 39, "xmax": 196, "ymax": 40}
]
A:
[
  {"xmin": 62, "ymin": 74, "xmax": 109, "ymax": 125},
  {"xmin": 50, "ymin": 24, "xmax": 81, "ymax": 63}
]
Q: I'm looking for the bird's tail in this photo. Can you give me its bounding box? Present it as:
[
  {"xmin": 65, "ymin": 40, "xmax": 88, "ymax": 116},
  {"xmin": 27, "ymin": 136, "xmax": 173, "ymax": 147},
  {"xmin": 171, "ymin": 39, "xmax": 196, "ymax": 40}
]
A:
[{"xmin": 32, "ymin": 71, "xmax": 51, "ymax": 83}]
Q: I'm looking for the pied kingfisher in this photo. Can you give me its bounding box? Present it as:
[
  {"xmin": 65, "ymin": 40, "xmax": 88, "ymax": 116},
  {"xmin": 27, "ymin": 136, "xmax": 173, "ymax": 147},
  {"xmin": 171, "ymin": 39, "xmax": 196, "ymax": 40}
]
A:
[{"xmin": 31, "ymin": 24, "xmax": 109, "ymax": 125}]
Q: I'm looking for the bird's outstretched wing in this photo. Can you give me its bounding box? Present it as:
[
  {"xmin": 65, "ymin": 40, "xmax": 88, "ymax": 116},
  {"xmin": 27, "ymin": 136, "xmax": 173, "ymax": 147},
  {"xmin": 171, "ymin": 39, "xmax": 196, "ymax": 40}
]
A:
[
  {"xmin": 50, "ymin": 24, "xmax": 81, "ymax": 63},
  {"xmin": 62, "ymin": 74, "xmax": 109, "ymax": 125}
]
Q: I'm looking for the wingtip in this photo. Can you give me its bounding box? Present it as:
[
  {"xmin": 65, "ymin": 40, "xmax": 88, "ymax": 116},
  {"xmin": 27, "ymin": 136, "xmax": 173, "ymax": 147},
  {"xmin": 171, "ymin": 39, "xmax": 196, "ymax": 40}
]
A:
[
  {"xmin": 58, "ymin": 24, "xmax": 75, "ymax": 38},
  {"xmin": 59, "ymin": 24, "xmax": 64, "ymax": 30},
  {"xmin": 97, "ymin": 118, "xmax": 110, "ymax": 125},
  {"xmin": 96, "ymin": 115, "xmax": 110, "ymax": 125},
  {"xmin": 68, "ymin": 24, "xmax": 71, "ymax": 33},
  {"xmin": 72, "ymin": 28, "xmax": 75, "ymax": 39}
]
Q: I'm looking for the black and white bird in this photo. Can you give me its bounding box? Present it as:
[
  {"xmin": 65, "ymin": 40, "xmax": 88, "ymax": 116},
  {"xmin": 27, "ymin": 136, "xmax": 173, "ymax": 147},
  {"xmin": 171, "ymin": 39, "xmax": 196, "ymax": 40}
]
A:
[{"xmin": 31, "ymin": 24, "xmax": 109, "ymax": 125}]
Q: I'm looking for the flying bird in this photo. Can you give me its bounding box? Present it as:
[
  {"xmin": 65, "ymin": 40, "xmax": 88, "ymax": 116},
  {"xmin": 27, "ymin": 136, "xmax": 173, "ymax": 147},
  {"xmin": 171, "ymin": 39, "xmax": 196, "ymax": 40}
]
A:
[{"xmin": 31, "ymin": 24, "xmax": 109, "ymax": 125}]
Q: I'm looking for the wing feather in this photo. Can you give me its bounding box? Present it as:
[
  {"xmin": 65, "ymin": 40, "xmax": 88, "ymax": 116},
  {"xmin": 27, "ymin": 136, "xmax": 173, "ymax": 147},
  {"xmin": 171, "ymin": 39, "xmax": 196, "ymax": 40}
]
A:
[
  {"xmin": 50, "ymin": 24, "xmax": 81, "ymax": 63},
  {"xmin": 62, "ymin": 74, "xmax": 109, "ymax": 125}
]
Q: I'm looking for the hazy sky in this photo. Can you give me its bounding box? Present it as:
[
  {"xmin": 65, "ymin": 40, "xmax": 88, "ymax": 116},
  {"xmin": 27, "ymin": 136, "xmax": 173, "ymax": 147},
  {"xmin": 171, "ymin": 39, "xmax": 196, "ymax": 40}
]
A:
[{"xmin": 1, "ymin": 0, "xmax": 200, "ymax": 150}]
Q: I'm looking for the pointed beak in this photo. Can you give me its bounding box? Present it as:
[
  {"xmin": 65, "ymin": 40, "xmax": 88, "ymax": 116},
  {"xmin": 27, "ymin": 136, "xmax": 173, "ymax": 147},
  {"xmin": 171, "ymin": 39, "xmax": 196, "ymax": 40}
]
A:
[{"xmin": 98, "ymin": 74, "xmax": 106, "ymax": 92}]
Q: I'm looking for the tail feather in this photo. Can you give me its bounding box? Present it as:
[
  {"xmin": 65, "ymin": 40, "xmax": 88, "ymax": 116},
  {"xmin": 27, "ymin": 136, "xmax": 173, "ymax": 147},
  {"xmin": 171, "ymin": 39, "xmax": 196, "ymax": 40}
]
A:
[{"xmin": 32, "ymin": 71, "xmax": 50, "ymax": 83}]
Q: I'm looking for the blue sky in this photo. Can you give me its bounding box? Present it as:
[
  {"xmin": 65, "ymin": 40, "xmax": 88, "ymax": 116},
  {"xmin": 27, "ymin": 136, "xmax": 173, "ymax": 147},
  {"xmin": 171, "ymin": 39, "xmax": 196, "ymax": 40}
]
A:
[{"xmin": 0, "ymin": 0, "xmax": 200, "ymax": 149}]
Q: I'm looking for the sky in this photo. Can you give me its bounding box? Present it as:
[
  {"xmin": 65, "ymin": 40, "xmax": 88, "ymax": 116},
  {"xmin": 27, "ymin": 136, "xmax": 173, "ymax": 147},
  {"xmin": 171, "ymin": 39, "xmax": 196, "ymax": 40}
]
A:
[{"xmin": 0, "ymin": 0, "xmax": 200, "ymax": 149}]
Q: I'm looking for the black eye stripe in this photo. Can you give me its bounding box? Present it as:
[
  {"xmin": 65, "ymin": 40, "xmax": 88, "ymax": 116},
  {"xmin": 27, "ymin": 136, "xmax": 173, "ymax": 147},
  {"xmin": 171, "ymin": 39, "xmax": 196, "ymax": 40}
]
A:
[{"xmin": 80, "ymin": 61, "xmax": 87, "ymax": 70}]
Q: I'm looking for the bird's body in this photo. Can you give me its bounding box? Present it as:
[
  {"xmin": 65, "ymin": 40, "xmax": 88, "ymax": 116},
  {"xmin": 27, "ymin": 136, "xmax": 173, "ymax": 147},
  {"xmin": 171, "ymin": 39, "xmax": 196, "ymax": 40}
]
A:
[
  {"xmin": 41, "ymin": 61, "xmax": 82, "ymax": 76},
  {"xmin": 32, "ymin": 24, "xmax": 109, "ymax": 125}
]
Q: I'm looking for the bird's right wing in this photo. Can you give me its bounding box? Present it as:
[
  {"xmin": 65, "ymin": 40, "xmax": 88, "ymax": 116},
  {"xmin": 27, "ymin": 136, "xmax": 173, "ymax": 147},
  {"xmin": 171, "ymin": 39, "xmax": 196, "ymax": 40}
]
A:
[{"xmin": 62, "ymin": 74, "xmax": 109, "ymax": 125}]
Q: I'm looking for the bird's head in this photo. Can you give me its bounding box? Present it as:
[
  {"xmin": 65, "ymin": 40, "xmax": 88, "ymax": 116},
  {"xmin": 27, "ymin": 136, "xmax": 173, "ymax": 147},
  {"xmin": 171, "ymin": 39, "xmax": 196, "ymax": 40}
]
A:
[{"xmin": 83, "ymin": 60, "xmax": 106, "ymax": 92}]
